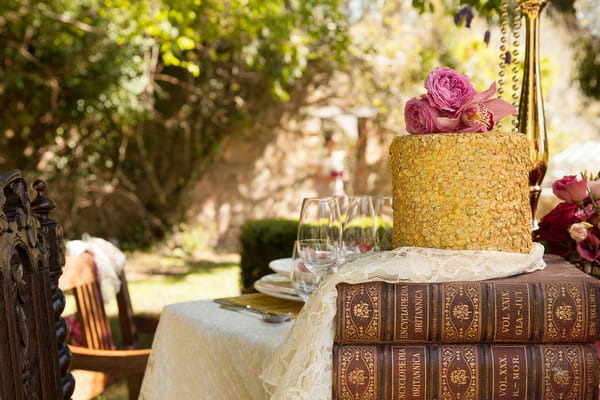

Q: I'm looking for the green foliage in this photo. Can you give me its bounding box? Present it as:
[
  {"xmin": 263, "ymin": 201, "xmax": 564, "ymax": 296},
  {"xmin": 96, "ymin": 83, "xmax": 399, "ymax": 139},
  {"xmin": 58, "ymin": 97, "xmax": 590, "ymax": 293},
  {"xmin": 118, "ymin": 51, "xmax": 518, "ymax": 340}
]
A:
[
  {"xmin": 408, "ymin": 0, "xmax": 600, "ymax": 103},
  {"xmin": 119, "ymin": 223, "xmax": 156, "ymax": 252},
  {"xmin": 239, "ymin": 219, "xmax": 298, "ymax": 293},
  {"xmin": 411, "ymin": 0, "xmax": 504, "ymax": 19},
  {"xmin": 0, "ymin": 0, "xmax": 349, "ymax": 240},
  {"xmin": 576, "ymin": 37, "xmax": 600, "ymax": 100}
]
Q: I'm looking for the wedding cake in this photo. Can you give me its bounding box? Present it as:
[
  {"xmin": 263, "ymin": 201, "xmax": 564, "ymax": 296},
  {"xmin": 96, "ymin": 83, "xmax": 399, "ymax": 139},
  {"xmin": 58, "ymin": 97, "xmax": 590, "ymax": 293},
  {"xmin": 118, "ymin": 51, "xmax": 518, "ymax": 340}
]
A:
[{"xmin": 391, "ymin": 67, "xmax": 531, "ymax": 253}]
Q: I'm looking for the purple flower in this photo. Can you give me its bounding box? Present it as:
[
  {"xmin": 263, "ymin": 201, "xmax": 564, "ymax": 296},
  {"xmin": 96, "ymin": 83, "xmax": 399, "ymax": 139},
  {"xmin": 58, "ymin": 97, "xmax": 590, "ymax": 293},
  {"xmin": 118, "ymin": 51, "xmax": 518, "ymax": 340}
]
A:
[
  {"xmin": 483, "ymin": 30, "xmax": 491, "ymax": 45},
  {"xmin": 404, "ymin": 97, "xmax": 440, "ymax": 135},
  {"xmin": 454, "ymin": 7, "xmax": 474, "ymax": 28},
  {"xmin": 424, "ymin": 67, "xmax": 476, "ymax": 117},
  {"xmin": 576, "ymin": 231, "xmax": 600, "ymax": 262}
]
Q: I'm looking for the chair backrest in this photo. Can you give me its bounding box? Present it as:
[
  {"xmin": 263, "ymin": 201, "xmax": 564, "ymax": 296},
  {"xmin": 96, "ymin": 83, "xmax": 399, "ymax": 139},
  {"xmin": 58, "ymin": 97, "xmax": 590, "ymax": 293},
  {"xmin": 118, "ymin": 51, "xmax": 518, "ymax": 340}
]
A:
[
  {"xmin": 60, "ymin": 253, "xmax": 141, "ymax": 351},
  {"xmin": 0, "ymin": 170, "xmax": 74, "ymax": 399},
  {"xmin": 61, "ymin": 253, "xmax": 116, "ymax": 350}
]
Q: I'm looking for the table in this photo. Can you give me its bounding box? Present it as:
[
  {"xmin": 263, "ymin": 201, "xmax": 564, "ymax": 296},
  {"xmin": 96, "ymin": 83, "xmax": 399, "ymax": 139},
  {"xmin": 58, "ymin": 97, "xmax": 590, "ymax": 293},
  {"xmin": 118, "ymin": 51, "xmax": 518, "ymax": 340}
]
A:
[{"xmin": 139, "ymin": 298, "xmax": 295, "ymax": 400}]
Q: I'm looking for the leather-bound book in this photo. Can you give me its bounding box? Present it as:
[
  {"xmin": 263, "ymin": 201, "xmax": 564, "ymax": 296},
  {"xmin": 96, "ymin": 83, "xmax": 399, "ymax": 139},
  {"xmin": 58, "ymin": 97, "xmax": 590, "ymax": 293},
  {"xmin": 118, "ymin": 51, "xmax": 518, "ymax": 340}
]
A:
[
  {"xmin": 335, "ymin": 256, "xmax": 600, "ymax": 344},
  {"xmin": 332, "ymin": 343, "xmax": 600, "ymax": 400}
]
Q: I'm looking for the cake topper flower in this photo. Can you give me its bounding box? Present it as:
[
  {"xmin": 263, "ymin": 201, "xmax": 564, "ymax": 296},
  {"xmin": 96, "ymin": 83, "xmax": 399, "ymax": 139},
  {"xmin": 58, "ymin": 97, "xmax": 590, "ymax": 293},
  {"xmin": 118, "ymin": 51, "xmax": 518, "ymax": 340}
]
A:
[{"xmin": 405, "ymin": 67, "xmax": 517, "ymax": 134}]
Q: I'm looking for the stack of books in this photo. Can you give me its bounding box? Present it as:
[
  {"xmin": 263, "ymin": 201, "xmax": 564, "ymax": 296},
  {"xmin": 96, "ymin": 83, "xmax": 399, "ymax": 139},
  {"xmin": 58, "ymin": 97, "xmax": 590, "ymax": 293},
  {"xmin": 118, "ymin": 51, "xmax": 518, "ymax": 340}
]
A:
[{"xmin": 333, "ymin": 256, "xmax": 600, "ymax": 399}]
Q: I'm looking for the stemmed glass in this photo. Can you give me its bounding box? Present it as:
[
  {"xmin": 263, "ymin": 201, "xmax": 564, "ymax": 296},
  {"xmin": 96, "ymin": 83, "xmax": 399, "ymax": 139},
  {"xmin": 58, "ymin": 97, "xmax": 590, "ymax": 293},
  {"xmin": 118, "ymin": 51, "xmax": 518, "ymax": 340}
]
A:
[
  {"xmin": 341, "ymin": 195, "xmax": 377, "ymax": 260},
  {"xmin": 295, "ymin": 238, "xmax": 339, "ymax": 281},
  {"xmin": 374, "ymin": 196, "xmax": 393, "ymax": 251},
  {"xmin": 290, "ymin": 240, "xmax": 319, "ymax": 301},
  {"xmin": 297, "ymin": 197, "xmax": 342, "ymax": 244},
  {"xmin": 334, "ymin": 195, "xmax": 350, "ymax": 229}
]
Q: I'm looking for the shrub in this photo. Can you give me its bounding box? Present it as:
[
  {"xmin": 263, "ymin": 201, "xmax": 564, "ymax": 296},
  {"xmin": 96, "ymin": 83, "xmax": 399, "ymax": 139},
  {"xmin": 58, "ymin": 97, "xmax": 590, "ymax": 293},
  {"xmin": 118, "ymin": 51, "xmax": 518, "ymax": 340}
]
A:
[{"xmin": 239, "ymin": 219, "xmax": 298, "ymax": 293}]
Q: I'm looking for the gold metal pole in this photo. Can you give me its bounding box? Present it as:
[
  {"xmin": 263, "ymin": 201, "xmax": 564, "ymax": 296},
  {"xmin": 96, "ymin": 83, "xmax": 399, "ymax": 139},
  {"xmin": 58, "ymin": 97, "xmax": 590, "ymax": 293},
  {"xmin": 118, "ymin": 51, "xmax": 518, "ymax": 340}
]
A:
[{"xmin": 518, "ymin": 0, "xmax": 549, "ymax": 229}]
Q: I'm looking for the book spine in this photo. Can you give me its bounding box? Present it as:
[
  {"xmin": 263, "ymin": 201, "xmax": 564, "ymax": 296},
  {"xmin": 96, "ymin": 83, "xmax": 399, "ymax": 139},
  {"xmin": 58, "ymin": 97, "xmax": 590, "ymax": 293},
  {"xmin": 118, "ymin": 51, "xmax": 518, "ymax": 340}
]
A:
[
  {"xmin": 332, "ymin": 343, "xmax": 600, "ymax": 400},
  {"xmin": 335, "ymin": 281, "xmax": 600, "ymax": 343}
]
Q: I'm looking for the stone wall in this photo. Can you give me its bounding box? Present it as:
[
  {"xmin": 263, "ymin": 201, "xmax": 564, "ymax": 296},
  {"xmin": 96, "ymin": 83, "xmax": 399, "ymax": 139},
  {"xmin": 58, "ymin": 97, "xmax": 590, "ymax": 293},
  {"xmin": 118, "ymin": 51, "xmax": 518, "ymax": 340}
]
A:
[{"xmin": 187, "ymin": 95, "xmax": 396, "ymax": 248}]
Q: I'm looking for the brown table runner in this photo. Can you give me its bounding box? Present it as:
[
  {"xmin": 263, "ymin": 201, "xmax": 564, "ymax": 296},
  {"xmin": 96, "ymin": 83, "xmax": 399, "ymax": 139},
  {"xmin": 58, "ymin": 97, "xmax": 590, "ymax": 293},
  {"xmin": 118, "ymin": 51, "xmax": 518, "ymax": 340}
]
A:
[{"xmin": 215, "ymin": 293, "xmax": 304, "ymax": 318}]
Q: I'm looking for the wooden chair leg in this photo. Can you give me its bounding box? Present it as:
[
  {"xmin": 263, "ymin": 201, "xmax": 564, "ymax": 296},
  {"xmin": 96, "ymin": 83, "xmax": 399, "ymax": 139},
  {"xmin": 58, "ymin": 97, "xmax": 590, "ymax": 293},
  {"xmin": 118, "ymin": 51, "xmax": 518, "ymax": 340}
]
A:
[{"xmin": 127, "ymin": 373, "xmax": 144, "ymax": 400}]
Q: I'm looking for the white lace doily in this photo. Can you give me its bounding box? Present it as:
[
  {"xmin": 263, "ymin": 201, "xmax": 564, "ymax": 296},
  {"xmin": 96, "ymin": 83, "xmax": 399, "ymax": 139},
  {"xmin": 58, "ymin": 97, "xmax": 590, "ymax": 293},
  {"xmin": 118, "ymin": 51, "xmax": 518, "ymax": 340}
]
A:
[{"xmin": 260, "ymin": 243, "xmax": 546, "ymax": 400}]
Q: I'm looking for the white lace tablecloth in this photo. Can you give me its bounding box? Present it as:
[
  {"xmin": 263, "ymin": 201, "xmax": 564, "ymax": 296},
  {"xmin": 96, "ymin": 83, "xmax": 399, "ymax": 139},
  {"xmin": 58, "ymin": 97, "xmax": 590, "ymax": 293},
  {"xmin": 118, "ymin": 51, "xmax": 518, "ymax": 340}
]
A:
[{"xmin": 139, "ymin": 300, "xmax": 293, "ymax": 400}]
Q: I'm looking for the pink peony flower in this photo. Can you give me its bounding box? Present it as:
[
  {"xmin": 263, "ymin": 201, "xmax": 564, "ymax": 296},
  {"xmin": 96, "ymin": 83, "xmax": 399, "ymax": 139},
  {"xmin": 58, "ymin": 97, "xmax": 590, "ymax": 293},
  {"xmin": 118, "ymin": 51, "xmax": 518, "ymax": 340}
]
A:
[
  {"xmin": 404, "ymin": 97, "xmax": 440, "ymax": 134},
  {"xmin": 576, "ymin": 231, "xmax": 600, "ymax": 262},
  {"xmin": 589, "ymin": 179, "xmax": 600, "ymax": 198},
  {"xmin": 552, "ymin": 175, "xmax": 588, "ymax": 203},
  {"xmin": 424, "ymin": 67, "xmax": 476, "ymax": 116},
  {"xmin": 569, "ymin": 222, "xmax": 592, "ymax": 242}
]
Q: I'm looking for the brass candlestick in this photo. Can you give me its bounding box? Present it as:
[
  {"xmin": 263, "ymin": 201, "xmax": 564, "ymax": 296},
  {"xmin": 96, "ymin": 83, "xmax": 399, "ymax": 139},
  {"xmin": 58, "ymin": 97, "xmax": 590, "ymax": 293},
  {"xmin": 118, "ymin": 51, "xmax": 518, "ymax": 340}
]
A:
[{"xmin": 517, "ymin": 0, "xmax": 549, "ymax": 229}]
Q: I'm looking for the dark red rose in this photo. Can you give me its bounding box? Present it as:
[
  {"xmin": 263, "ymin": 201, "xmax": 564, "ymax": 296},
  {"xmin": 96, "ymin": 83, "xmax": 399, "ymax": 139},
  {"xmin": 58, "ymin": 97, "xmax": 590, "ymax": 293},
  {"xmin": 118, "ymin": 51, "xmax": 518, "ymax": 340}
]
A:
[{"xmin": 533, "ymin": 202, "xmax": 581, "ymax": 243}]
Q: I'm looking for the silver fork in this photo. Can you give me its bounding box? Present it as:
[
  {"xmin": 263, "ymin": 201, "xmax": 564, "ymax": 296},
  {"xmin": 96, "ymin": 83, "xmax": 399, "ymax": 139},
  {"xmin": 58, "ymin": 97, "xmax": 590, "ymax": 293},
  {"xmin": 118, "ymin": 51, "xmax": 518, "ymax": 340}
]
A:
[{"xmin": 216, "ymin": 301, "xmax": 293, "ymax": 323}]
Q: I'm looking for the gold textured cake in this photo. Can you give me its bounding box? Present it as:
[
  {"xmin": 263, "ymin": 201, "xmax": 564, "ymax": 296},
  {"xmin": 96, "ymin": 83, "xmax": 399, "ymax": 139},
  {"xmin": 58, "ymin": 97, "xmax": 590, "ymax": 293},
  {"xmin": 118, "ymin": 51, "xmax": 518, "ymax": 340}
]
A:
[{"xmin": 390, "ymin": 132, "xmax": 531, "ymax": 253}]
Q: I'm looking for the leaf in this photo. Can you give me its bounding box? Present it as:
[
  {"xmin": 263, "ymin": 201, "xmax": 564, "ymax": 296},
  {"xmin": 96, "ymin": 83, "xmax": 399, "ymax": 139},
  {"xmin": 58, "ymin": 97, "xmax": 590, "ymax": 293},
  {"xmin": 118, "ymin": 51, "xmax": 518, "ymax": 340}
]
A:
[{"xmin": 177, "ymin": 36, "xmax": 196, "ymax": 51}]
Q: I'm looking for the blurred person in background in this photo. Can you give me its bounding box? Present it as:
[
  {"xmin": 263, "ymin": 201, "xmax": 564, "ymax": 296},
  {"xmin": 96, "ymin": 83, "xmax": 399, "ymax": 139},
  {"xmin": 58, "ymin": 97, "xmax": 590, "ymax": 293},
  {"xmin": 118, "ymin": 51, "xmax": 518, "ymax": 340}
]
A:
[{"xmin": 315, "ymin": 131, "xmax": 348, "ymax": 196}]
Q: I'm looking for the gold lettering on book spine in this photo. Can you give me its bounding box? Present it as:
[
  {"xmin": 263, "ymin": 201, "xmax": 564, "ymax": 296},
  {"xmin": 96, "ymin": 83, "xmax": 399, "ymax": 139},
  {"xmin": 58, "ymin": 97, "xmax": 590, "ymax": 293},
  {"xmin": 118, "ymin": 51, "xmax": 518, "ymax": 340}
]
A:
[
  {"xmin": 544, "ymin": 283, "xmax": 585, "ymax": 342},
  {"xmin": 443, "ymin": 284, "xmax": 482, "ymax": 342},
  {"xmin": 392, "ymin": 346, "xmax": 425, "ymax": 399},
  {"xmin": 493, "ymin": 283, "xmax": 532, "ymax": 341},
  {"xmin": 490, "ymin": 346, "xmax": 527, "ymax": 399},
  {"xmin": 396, "ymin": 348, "xmax": 408, "ymax": 398},
  {"xmin": 588, "ymin": 287, "xmax": 598, "ymax": 337},
  {"xmin": 399, "ymin": 285, "xmax": 410, "ymax": 340},
  {"xmin": 411, "ymin": 351, "xmax": 422, "ymax": 398}
]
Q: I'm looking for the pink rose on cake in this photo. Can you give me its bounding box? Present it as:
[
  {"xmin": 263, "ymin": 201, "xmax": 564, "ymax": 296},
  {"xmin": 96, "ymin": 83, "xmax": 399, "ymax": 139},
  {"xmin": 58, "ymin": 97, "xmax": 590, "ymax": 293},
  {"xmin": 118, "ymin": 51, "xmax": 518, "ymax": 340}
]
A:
[
  {"xmin": 405, "ymin": 67, "xmax": 517, "ymax": 135},
  {"xmin": 424, "ymin": 67, "xmax": 476, "ymax": 116},
  {"xmin": 404, "ymin": 98, "xmax": 440, "ymax": 134}
]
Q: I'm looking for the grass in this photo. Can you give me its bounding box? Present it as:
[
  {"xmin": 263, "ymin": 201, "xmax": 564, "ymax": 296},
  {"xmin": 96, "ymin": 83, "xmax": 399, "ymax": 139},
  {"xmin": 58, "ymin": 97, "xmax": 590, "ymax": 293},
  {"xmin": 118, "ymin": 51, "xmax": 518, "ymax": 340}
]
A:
[{"xmin": 67, "ymin": 250, "xmax": 242, "ymax": 400}]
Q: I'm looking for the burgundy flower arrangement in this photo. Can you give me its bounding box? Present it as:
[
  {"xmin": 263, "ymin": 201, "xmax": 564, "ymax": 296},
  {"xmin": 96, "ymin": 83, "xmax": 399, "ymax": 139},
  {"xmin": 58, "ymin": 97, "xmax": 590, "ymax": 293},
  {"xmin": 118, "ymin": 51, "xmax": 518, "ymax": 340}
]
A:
[
  {"xmin": 533, "ymin": 173, "xmax": 600, "ymax": 277},
  {"xmin": 404, "ymin": 67, "xmax": 516, "ymax": 134}
]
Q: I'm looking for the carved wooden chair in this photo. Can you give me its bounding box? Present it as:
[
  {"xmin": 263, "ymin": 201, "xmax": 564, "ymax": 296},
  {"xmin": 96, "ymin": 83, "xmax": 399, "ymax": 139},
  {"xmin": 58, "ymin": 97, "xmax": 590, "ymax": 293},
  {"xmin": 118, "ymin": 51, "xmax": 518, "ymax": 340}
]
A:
[
  {"xmin": 60, "ymin": 251, "xmax": 159, "ymax": 400},
  {"xmin": 0, "ymin": 171, "xmax": 75, "ymax": 399}
]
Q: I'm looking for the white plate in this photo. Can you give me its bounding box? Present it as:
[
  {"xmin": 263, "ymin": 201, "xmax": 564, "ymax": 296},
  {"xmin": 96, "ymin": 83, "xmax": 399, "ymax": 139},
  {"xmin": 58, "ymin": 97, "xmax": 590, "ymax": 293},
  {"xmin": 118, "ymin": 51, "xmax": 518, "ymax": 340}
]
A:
[
  {"xmin": 254, "ymin": 273, "xmax": 303, "ymax": 302},
  {"xmin": 268, "ymin": 257, "xmax": 292, "ymax": 277}
]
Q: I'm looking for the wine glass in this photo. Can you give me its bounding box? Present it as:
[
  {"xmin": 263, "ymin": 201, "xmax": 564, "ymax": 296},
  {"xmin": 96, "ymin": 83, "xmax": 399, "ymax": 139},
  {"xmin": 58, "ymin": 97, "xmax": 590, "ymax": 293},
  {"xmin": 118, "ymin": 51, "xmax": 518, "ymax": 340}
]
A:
[
  {"xmin": 341, "ymin": 195, "xmax": 377, "ymax": 260},
  {"xmin": 374, "ymin": 196, "xmax": 393, "ymax": 251},
  {"xmin": 290, "ymin": 241, "xmax": 319, "ymax": 301},
  {"xmin": 297, "ymin": 197, "xmax": 342, "ymax": 244},
  {"xmin": 334, "ymin": 195, "xmax": 350, "ymax": 229},
  {"xmin": 295, "ymin": 238, "xmax": 339, "ymax": 280}
]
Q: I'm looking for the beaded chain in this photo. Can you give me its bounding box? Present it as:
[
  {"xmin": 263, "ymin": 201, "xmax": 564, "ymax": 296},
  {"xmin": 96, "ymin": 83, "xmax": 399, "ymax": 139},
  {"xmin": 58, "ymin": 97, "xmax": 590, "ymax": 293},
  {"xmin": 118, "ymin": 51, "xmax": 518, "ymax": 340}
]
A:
[{"xmin": 497, "ymin": 0, "xmax": 522, "ymax": 131}]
